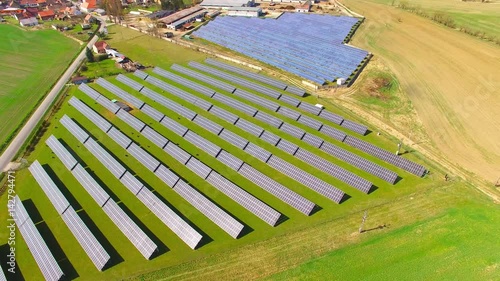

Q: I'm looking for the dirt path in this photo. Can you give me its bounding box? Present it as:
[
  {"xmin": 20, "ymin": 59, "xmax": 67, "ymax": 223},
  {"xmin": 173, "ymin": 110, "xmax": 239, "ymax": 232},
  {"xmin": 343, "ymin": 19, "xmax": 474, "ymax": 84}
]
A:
[{"xmin": 339, "ymin": 0, "xmax": 500, "ymax": 189}]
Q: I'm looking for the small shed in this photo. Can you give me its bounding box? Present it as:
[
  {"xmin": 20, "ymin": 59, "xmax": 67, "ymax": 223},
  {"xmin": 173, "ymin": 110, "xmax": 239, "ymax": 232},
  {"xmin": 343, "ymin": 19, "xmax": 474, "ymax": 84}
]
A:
[
  {"xmin": 19, "ymin": 17, "xmax": 38, "ymax": 26},
  {"xmin": 113, "ymin": 100, "xmax": 132, "ymax": 111},
  {"xmin": 72, "ymin": 76, "xmax": 90, "ymax": 85}
]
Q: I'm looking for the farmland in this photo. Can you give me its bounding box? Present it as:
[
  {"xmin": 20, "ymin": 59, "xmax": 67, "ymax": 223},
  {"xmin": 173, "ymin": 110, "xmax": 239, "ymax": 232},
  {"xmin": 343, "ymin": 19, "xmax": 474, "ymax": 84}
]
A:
[{"xmin": 0, "ymin": 25, "xmax": 80, "ymax": 153}]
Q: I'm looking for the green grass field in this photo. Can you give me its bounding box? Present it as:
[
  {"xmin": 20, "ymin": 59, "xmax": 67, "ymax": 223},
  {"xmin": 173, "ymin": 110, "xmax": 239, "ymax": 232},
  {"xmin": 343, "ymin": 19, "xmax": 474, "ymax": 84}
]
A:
[{"xmin": 0, "ymin": 25, "xmax": 80, "ymax": 152}]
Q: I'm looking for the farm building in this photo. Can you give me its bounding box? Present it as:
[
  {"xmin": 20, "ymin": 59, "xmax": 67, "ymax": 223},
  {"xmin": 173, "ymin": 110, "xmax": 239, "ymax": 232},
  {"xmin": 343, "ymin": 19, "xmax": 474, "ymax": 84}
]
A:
[
  {"xmin": 200, "ymin": 0, "xmax": 254, "ymax": 8},
  {"xmin": 38, "ymin": 9, "xmax": 55, "ymax": 20},
  {"xmin": 158, "ymin": 6, "xmax": 208, "ymax": 30},
  {"xmin": 71, "ymin": 76, "xmax": 90, "ymax": 85},
  {"xmin": 19, "ymin": 0, "xmax": 46, "ymax": 8},
  {"xmin": 206, "ymin": 9, "xmax": 220, "ymax": 18},
  {"xmin": 295, "ymin": 0, "xmax": 311, "ymax": 13},
  {"xmin": 80, "ymin": 0, "xmax": 96, "ymax": 13},
  {"xmin": 93, "ymin": 41, "xmax": 110, "ymax": 53},
  {"xmin": 19, "ymin": 17, "xmax": 38, "ymax": 26},
  {"xmin": 227, "ymin": 7, "xmax": 262, "ymax": 17}
]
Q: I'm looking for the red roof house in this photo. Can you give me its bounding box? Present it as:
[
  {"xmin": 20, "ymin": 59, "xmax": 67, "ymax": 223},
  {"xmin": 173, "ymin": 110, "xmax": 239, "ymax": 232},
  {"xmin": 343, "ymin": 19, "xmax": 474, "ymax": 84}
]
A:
[
  {"xmin": 38, "ymin": 9, "xmax": 55, "ymax": 20},
  {"xmin": 92, "ymin": 41, "xmax": 109, "ymax": 54}
]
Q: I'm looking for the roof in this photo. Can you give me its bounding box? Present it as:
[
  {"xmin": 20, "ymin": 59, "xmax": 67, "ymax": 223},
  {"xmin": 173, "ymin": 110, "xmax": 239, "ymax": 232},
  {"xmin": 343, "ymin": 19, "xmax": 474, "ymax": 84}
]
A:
[
  {"xmin": 94, "ymin": 41, "xmax": 108, "ymax": 48},
  {"xmin": 84, "ymin": 14, "xmax": 91, "ymax": 20},
  {"xmin": 71, "ymin": 76, "xmax": 89, "ymax": 82},
  {"xmin": 20, "ymin": 0, "xmax": 46, "ymax": 5},
  {"xmin": 20, "ymin": 17, "xmax": 38, "ymax": 25},
  {"xmin": 81, "ymin": 0, "xmax": 96, "ymax": 9},
  {"xmin": 200, "ymin": 0, "xmax": 252, "ymax": 7},
  {"xmin": 158, "ymin": 6, "xmax": 203, "ymax": 24},
  {"xmin": 227, "ymin": 7, "xmax": 261, "ymax": 11},
  {"xmin": 38, "ymin": 10, "xmax": 55, "ymax": 17}
]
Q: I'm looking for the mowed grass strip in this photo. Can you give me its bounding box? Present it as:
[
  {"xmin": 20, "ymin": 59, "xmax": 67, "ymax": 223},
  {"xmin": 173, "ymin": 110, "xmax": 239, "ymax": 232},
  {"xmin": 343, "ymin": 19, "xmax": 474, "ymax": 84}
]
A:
[{"xmin": 0, "ymin": 25, "xmax": 80, "ymax": 151}]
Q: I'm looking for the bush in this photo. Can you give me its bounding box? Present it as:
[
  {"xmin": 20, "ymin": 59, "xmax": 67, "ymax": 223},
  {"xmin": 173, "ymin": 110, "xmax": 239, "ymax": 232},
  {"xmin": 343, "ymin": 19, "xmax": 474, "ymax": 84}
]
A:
[
  {"xmin": 95, "ymin": 53, "xmax": 109, "ymax": 62},
  {"xmin": 80, "ymin": 63, "xmax": 88, "ymax": 72}
]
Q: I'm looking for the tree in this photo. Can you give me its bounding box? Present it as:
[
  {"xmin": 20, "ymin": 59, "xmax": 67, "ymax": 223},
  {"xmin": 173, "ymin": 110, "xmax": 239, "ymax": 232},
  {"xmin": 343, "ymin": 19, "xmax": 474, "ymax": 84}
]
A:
[
  {"xmin": 102, "ymin": 0, "xmax": 123, "ymax": 24},
  {"xmin": 85, "ymin": 47, "xmax": 94, "ymax": 63},
  {"xmin": 161, "ymin": 0, "xmax": 185, "ymax": 11},
  {"xmin": 97, "ymin": 31, "xmax": 107, "ymax": 39}
]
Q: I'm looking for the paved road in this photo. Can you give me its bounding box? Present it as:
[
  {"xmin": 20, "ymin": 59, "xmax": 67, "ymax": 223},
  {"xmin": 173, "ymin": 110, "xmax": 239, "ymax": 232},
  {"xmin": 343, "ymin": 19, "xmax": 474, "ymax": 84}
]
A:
[{"xmin": 0, "ymin": 21, "xmax": 105, "ymax": 172}]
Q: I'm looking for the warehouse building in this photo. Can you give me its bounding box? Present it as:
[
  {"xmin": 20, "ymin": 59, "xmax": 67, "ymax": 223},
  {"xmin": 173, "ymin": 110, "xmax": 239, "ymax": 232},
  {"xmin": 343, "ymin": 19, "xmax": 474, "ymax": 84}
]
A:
[
  {"xmin": 158, "ymin": 6, "xmax": 208, "ymax": 30},
  {"xmin": 227, "ymin": 7, "xmax": 262, "ymax": 17},
  {"xmin": 200, "ymin": 0, "xmax": 255, "ymax": 9}
]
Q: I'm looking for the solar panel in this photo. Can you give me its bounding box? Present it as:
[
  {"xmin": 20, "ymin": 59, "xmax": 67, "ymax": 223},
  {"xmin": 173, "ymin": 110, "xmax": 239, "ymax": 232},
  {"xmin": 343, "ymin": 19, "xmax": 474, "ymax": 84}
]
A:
[
  {"xmin": 279, "ymin": 123, "xmax": 306, "ymax": 139},
  {"xmin": 238, "ymin": 164, "xmax": 315, "ymax": 215},
  {"xmin": 285, "ymin": 86, "xmax": 306, "ymax": 97},
  {"xmin": 141, "ymin": 104, "xmax": 165, "ymax": 122},
  {"xmin": 206, "ymin": 172, "xmax": 281, "ymax": 226},
  {"xmin": 15, "ymin": 197, "xmax": 64, "ymax": 281},
  {"xmin": 298, "ymin": 102, "xmax": 323, "ymax": 115},
  {"xmin": 160, "ymin": 116, "xmax": 188, "ymax": 136},
  {"xmin": 184, "ymin": 131, "xmax": 222, "ymax": 157},
  {"xmin": 102, "ymin": 200, "xmax": 158, "ymax": 260},
  {"xmin": 259, "ymin": 130, "xmax": 281, "ymax": 146},
  {"xmin": 185, "ymin": 157, "xmax": 212, "ymax": 179},
  {"xmin": 171, "ymin": 63, "xmax": 236, "ymax": 93},
  {"xmin": 79, "ymin": 83, "xmax": 101, "ymax": 100},
  {"xmin": 28, "ymin": 161, "xmax": 70, "ymax": 215},
  {"xmin": 141, "ymin": 126, "xmax": 169, "ymax": 149},
  {"xmin": 84, "ymin": 138, "xmax": 127, "ymax": 179},
  {"xmin": 140, "ymin": 87, "xmax": 198, "ymax": 120},
  {"xmin": 254, "ymin": 111, "xmax": 283, "ymax": 128},
  {"xmin": 297, "ymin": 115, "xmax": 323, "ymax": 131},
  {"xmin": 235, "ymin": 118, "xmax": 264, "ymax": 137},
  {"xmin": 208, "ymin": 106, "xmax": 239, "ymax": 124},
  {"xmin": 276, "ymin": 139, "xmax": 299, "ymax": 155},
  {"xmin": 318, "ymin": 110, "xmax": 344, "ymax": 125},
  {"xmin": 153, "ymin": 66, "xmax": 216, "ymax": 97},
  {"xmin": 243, "ymin": 143, "xmax": 272, "ymax": 163},
  {"xmin": 173, "ymin": 180, "xmax": 244, "ymax": 239},
  {"xmin": 277, "ymin": 106, "xmax": 301, "ymax": 121},
  {"xmin": 0, "ymin": 264, "xmax": 5, "ymax": 281},
  {"xmin": 60, "ymin": 115, "xmax": 90, "ymax": 143},
  {"xmin": 95, "ymin": 78, "xmax": 145, "ymax": 109},
  {"xmin": 154, "ymin": 165, "xmax": 180, "ymax": 187},
  {"xmin": 144, "ymin": 75, "xmax": 197, "ymax": 103},
  {"xmin": 216, "ymin": 150, "xmax": 244, "ymax": 171},
  {"xmin": 107, "ymin": 127, "xmax": 133, "ymax": 149},
  {"xmin": 164, "ymin": 142, "xmax": 192, "ymax": 164},
  {"xmin": 266, "ymin": 155, "xmax": 345, "ymax": 203},
  {"xmin": 233, "ymin": 89, "xmax": 280, "ymax": 112},
  {"xmin": 340, "ymin": 119, "xmax": 368, "ymax": 135},
  {"xmin": 116, "ymin": 74, "xmax": 144, "ymax": 92},
  {"xmin": 193, "ymin": 98, "xmax": 213, "ymax": 111},
  {"xmin": 219, "ymin": 129, "xmax": 249, "ymax": 149},
  {"xmin": 61, "ymin": 206, "xmax": 110, "ymax": 271},
  {"xmin": 319, "ymin": 125, "xmax": 347, "ymax": 142},
  {"xmin": 134, "ymin": 70, "xmax": 149, "ymax": 80},
  {"xmin": 14, "ymin": 196, "xmax": 29, "ymax": 228},
  {"xmin": 45, "ymin": 135, "xmax": 78, "ymax": 170},
  {"xmin": 116, "ymin": 110, "xmax": 146, "ymax": 132},
  {"xmin": 95, "ymin": 95, "xmax": 121, "ymax": 114},
  {"xmin": 212, "ymin": 93, "xmax": 258, "ymax": 117},
  {"xmin": 301, "ymin": 133, "xmax": 324, "ymax": 148},
  {"xmin": 71, "ymin": 164, "xmax": 110, "ymax": 207},
  {"xmin": 136, "ymin": 187, "xmax": 203, "ymax": 249},
  {"xmin": 119, "ymin": 171, "xmax": 144, "ymax": 195},
  {"xmin": 69, "ymin": 97, "xmax": 112, "ymax": 133},
  {"xmin": 193, "ymin": 115, "xmax": 223, "ymax": 135},
  {"xmin": 127, "ymin": 143, "xmax": 161, "ymax": 172},
  {"xmin": 278, "ymin": 94, "xmax": 301, "ymax": 107}
]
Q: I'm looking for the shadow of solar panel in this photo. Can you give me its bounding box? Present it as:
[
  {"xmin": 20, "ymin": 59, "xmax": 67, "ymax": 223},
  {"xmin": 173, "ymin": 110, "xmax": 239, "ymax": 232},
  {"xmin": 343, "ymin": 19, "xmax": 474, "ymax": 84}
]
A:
[
  {"xmin": 15, "ymin": 197, "xmax": 64, "ymax": 281},
  {"xmin": 153, "ymin": 67, "xmax": 216, "ymax": 97},
  {"xmin": 134, "ymin": 70, "xmax": 149, "ymax": 80},
  {"xmin": 278, "ymin": 94, "xmax": 301, "ymax": 107},
  {"xmin": 29, "ymin": 161, "xmax": 70, "ymax": 215},
  {"xmin": 127, "ymin": 143, "xmax": 161, "ymax": 172},
  {"xmin": 79, "ymin": 83, "xmax": 101, "ymax": 100},
  {"xmin": 164, "ymin": 142, "xmax": 192, "ymax": 164},
  {"xmin": 297, "ymin": 115, "xmax": 323, "ymax": 131},
  {"xmin": 219, "ymin": 130, "xmax": 249, "ymax": 149},
  {"xmin": 280, "ymin": 123, "xmax": 306, "ymax": 139},
  {"xmin": 116, "ymin": 110, "xmax": 146, "ymax": 132},
  {"xmin": 213, "ymin": 93, "xmax": 258, "ymax": 117},
  {"xmin": 209, "ymin": 106, "xmax": 239, "ymax": 124},
  {"xmin": 60, "ymin": 115, "xmax": 90, "ymax": 143},
  {"xmin": 96, "ymin": 78, "xmax": 145, "ymax": 109},
  {"xmin": 244, "ymin": 143, "xmax": 272, "ymax": 162},
  {"xmin": 116, "ymin": 74, "xmax": 144, "ymax": 92},
  {"xmin": 171, "ymin": 63, "xmax": 236, "ymax": 93},
  {"xmin": 259, "ymin": 131, "xmax": 281, "ymax": 146},
  {"xmin": 276, "ymin": 139, "xmax": 299, "ymax": 155},
  {"xmin": 69, "ymin": 97, "xmax": 112, "ymax": 133},
  {"xmin": 233, "ymin": 89, "xmax": 280, "ymax": 111},
  {"xmin": 319, "ymin": 125, "xmax": 347, "ymax": 142},
  {"xmin": 266, "ymin": 155, "xmax": 345, "ymax": 203},
  {"xmin": 285, "ymin": 86, "xmax": 306, "ymax": 97},
  {"xmin": 185, "ymin": 157, "xmax": 212, "ymax": 179},
  {"xmin": 95, "ymin": 95, "xmax": 121, "ymax": 114},
  {"xmin": 340, "ymin": 119, "xmax": 368, "ymax": 135},
  {"xmin": 298, "ymin": 102, "xmax": 323, "ymax": 115},
  {"xmin": 193, "ymin": 115, "xmax": 223, "ymax": 135},
  {"xmin": 154, "ymin": 165, "xmax": 180, "ymax": 187},
  {"xmin": 301, "ymin": 133, "xmax": 324, "ymax": 148},
  {"xmin": 61, "ymin": 206, "xmax": 110, "ymax": 271},
  {"xmin": 277, "ymin": 106, "xmax": 301, "ymax": 121},
  {"xmin": 173, "ymin": 181, "xmax": 244, "ymax": 239},
  {"xmin": 205, "ymin": 58, "xmax": 287, "ymax": 90},
  {"xmin": 161, "ymin": 116, "xmax": 188, "ymax": 136},
  {"xmin": 318, "ymin": 110, "xmax": 343, "ymax": 125},
  {"xmin": 141, "ymin": 126, "xmax": 169, "ymax": 149},
  {"xmin": 216, "ymin": 150, "xmax": 244, "ymax": 171},
  {"xmin": 136, "ymin": 187, "xmax": 203, "ymax": 250},
  {"xmin": 46, "ymin": 135, "xmax": 78, "ymax": 171},
  {"xmin": 107, "ymin": 127, "xmax": 133, "ymax": 149},
  {"xmin": 235, "ymin": 118, "xmax": 264, "ymax": 137},
  {"xmin": 102, "ymin": 200, "xmax": 158, "ymax": 260},
  {"xmin": 72, "ymin": 164, "xmax": 110, "ymax": 207},
  {"xmin": 141, "ymin": 104, "xmax": 165, "ymax": 122},
  {"xmin": 238, "ymin": 164, "xmax": 315, "ymax": 215},
  {"xmin": 184, "ymin": 131, "xmax": 222, "ymax": 157},
  {"xmin": 84, "ymin": 138, "xmax": 127, "ymax": 179},
  {"xmin": 254, "ymin": 111, "xmax": 283, "ymax": 128},
  {"xmin": 294, "ymin": 149, "xmax": 373, "ymax": 193},
  {"xmin": 120, "ymin": 171, "xmax": 144, "ymax": 195},
  {"xmin": 320, "ymin": 142, "xmax": 398, "ymax": 184}
]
